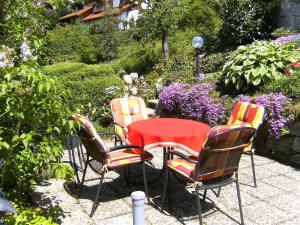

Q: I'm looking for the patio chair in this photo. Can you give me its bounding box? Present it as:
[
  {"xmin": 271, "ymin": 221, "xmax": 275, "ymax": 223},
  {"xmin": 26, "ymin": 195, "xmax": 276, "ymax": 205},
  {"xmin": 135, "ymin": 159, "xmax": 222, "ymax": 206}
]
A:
[
  {"xmin": 227, "ymin": 102, "xmax": 265, "ymax": 187},
  {"xmin": 72, "ymin": 113, "xmax": 153, "ymax": 217},
  {"xmin": 110, "ymin": 97, "xmax": 148, "ymax": 143},
  {"xmin": 161, "ymin": 124, "xmax": 256, "ymax": 225}
]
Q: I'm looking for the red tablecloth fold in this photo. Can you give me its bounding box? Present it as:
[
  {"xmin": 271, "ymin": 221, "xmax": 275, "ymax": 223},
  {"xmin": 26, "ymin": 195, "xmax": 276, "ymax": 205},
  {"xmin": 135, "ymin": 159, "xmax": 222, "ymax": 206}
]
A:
[{"xmin": 127, "ymin": 118, "xmax": 211, "ymax": 157}]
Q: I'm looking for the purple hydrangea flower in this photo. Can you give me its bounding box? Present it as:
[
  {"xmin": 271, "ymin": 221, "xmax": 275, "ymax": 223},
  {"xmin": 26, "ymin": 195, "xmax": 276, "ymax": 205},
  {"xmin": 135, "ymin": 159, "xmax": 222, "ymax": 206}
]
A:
[
  {"xmin": 159, "ymin": 83, "xmax": 188, "ymax": 112},
  {"xmin": 237, "ymin": 94, "xmax": 251, "ymax": 103},
  {"xmin": 160, "ymin": 83, "xmax": 225, "ymax": 124},
  {"xmin": 255, "ymin": 93, "xmax": 292, "ymax": 139},
  {"xmin": 273, "ymin": 34, "xmax": 300, "ymax": 48}
]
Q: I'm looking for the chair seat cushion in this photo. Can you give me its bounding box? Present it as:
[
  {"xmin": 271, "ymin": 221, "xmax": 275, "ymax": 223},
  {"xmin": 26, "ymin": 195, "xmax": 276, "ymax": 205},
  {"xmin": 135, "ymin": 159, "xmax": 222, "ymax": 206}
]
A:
[
  {"xmin": 167, "ymin": 158, "xmax": 196, "ymax": 181},
  {"xmin": 107, "ymin": 149, "xmax": 153, "ymax": 168},
  {"xmin": 167, "ymin": 158, "xmax": 235, "ymax": 182}
]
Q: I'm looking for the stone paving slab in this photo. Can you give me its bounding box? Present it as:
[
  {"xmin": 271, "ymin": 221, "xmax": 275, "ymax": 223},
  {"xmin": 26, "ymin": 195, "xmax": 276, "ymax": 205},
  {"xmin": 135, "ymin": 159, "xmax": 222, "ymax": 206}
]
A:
[{"xmin": 35, "ymin": 148, "xmax": 300, "ymax": 225}]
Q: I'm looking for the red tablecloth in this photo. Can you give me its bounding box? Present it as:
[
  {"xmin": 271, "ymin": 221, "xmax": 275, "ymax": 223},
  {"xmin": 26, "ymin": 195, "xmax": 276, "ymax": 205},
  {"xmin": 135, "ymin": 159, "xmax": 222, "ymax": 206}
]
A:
[{"xmin": 126, "ymin": 118, "xmax": 211, "ymax": 157}]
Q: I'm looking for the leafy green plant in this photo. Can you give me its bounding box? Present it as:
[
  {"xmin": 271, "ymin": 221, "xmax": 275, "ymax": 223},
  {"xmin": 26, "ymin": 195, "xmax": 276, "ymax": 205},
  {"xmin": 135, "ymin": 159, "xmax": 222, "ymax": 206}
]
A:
[
  {"xmin": 223, "ymin": 41, "xmax": 300, "ymax": 91},
  {"xmin": 264, "ymin": 76, "xmax": 300, "ymax": 99},
  {"xmin": 4, "ymin": 199, "xmax": 61, "ymax": 225}
]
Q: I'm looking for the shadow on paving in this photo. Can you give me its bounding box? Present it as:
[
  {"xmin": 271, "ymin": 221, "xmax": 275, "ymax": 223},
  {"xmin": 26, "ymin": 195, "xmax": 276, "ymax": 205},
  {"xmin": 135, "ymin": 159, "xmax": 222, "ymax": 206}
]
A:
[
  {"xmin": 33, "ymin": 188, "xmax": 66, "ymax": 224},
  {"xmin": 65, "ymin": 162, "xmax": 244, "ymax": 225}
]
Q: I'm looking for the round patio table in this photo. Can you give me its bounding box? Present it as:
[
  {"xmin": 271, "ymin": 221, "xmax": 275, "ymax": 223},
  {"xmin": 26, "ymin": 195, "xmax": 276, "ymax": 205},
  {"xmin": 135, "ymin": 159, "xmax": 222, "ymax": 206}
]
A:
[{"xmin": 127, "ymin": 118, "xmax": 211, "ymax": 157}]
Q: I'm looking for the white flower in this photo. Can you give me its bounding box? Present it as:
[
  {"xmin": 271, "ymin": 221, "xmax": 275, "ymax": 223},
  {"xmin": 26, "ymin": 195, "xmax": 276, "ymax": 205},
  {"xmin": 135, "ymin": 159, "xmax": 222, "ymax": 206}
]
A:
[
  {"xmin": 20, "ymin": 42, "xmax": 33, "ymax": 62},
  {"xmin": 130, "ymin": 72, "xmax": 139, "ymax": 80},
  {"xmin": 124, "ymin": 86, "xmax": 129, "ymax": 91},
  {"xmin": 0, "ymin": 45, "xmax": 14, "ymax": 69},
  {"xmin": 131, "ymin": 87, "xmax": 138, "ymax": 96},
  {"xmin": 123, "ymin": 75, "xmax": 133, "ymax": 85}
]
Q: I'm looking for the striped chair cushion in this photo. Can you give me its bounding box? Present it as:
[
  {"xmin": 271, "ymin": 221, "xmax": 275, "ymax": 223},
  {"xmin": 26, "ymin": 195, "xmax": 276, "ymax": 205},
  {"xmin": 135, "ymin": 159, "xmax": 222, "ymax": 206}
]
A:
[
  {"xmin": 168, "ymin": 124, "xmax": 255, "ymax": 182},
  {"xmin": 227, "ymin": 102, "xmax": 265, "ymax": 129},
  {"xmin": 72, "ymin": 113, "xmax": 108, "ymax": 152},
  {"xmin": 111, "ymin": 97, "xmax": 148, "ymax": 138},
  {"xmin": 107, "ymin": 149, "xmax": 153, "ymax": 168},
  {"xmin": 167, "ymin": 157, "xmax": 236, "ymax": 182},
  {"xmin": 227, "ymin": 102, "xmax": 265, "ymax": 151}
]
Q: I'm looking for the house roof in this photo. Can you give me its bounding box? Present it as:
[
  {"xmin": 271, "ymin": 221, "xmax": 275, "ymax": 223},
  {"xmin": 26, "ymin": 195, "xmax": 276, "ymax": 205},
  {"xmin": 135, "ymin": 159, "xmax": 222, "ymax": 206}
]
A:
[
  {"xmin": 82, "ymin": 3, "xmax": 135, "ymax": 22},
  {"xmin": 59, "ymin": 5, "xmax": 93, "ymax": 20}
]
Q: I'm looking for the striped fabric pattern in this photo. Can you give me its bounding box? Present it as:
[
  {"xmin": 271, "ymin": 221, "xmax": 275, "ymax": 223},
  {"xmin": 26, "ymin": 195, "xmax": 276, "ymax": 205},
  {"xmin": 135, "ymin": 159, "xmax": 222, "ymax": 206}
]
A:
[
  {"xmin": 111, "ymin": 97, "xmax": 148, "ymax": 138},
  {"xmin": 227, "ymin": 102, "xmax": 265, "ymax": 151},
  {"xmin": 227, "ymin": 102, "xmax": 265, "ymax": 129},
  {"xmin": 107, "ymin": 150, "xmax": 153, "ymax": 168},
  {"xmin": 72, "ymin": 113, "xmax": 108, "ymax": 152},
  {"xmin": 167, "ymin": 124, "xmax": 255, "ymax": 182},
  {"xmin": 73, "ymin": 113, "xmax": 152, "ymax": 168}
]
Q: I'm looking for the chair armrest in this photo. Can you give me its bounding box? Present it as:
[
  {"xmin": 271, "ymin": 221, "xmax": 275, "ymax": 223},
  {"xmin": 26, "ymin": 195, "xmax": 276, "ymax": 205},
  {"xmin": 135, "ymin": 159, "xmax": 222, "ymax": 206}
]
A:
[
  {"xmin": 109, "ymin": 144, "xmax": 142, "ymax": 152},
  {"xmin": 168, "ymin": 150, "xmax": 198, "ymax": 164}
]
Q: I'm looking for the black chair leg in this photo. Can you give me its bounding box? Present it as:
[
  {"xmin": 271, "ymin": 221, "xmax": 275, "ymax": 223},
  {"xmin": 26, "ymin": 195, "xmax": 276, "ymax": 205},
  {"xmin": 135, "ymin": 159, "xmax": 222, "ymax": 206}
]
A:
[
  {"xmin": 250, "ymin": 152, "xmax": 257, "ymax": 187},
  {"xmin": 196, "ymin": 185, "xmax": 203, "ymax": 225},
  {"xmin": 161, "ymin": 168, "xmax": 169, "ymax": 212},
  {"xmin": 167, "ymin": 169, "xmax": 172, "ymax": 212},
  {"xmin": 217, "ymin": 187, "xmax": 221, "ymax": 197},
  {"xmin": 90, "ymin": 172, "xmax": 105, "ymax": 217},
  {"xmin": 235, "ymin": 174, "xmax": 244, "ymax": 225},
  {"xmin": 124, "ymin": 167, "xmax": 131, "ymax": 187},
  {"xmin": 142, "ymin": 161, "xmax": 150, "ymax": 204},
  {"xmin": 202, "ymin": 189, "xmax": 207, "ymax": 202},
  {"xmin": 79, "ymin": 156, "xmax": 89, "ymax": 194}
]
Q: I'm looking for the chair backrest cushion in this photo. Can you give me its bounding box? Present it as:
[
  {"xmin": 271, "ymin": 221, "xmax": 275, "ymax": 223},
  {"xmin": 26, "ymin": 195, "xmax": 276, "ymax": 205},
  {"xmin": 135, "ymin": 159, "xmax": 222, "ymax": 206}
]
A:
[
  {"xmin": 227, "ymin": 102, "xmax": 265, "ymax": 129},
  {"xmin": 196, "ymin": 124, "xmax": 256, "ymax": 182},
  {"xmin": 72, "ymin": 114, "xmax": 108, "ymax": 162},
  {"xmin": 111, "ymin": 97, "xmax": 148, "ymax": 138}
]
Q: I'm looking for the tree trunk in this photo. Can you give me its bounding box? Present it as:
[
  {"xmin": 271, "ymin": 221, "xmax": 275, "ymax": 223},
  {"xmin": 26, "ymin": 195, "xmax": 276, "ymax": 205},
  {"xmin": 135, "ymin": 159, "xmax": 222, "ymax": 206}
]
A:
[{"xmin": 162, "ymin": 30, "xmax": 169, "ymax": 62}]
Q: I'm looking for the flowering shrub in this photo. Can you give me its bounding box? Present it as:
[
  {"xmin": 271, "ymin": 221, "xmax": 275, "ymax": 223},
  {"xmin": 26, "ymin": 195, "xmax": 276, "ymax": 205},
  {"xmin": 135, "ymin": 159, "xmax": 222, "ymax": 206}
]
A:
[
  {"xmin": 253, "ymin": 93, "xmax": 295, "ymax": 138},
  {"xmin": 237, "ymin": 94, "xmax": 251, "ymax": 103},
  {"xmin": 159, "ymin": 83, "xmax": 225, "ymax": 124},
  {"xmin": 273, "ymin": 34, "xmax": 300, "ymax": 48},
  {"xmin": 159, "ymin": 83, "xmax": 188, "ymax": 112},
  {"xmin": 0, "ymin": 45, "xmax": 14, "ymax": 68},
  {"xmin": 0, "ymin": 0, "xmax": 76, "ymax": 205},
  {"xmin": 123, "ymin": 72, "xmax": 147, "ymax": 97}
]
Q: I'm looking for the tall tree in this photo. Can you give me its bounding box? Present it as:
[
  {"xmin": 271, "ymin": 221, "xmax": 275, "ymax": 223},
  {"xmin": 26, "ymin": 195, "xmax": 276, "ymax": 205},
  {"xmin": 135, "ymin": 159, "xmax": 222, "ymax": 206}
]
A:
[{"xmin": 136, "ymin": 0, "xmax": 184, "ymax": 62}]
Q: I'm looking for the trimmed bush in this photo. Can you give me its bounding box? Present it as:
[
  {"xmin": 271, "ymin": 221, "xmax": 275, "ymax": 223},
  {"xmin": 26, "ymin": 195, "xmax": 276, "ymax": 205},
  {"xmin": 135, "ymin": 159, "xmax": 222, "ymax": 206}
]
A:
[
  {"xmin": 43, "ymin": 62, "xmax": 87, "ymax": 77},
  {"xmin": 64, "ymin": 76, "xmax": 124, "ymax": 126},
  {"xmin": 45, "ymin": 62, "xmax": 123, "ymax": 127}
]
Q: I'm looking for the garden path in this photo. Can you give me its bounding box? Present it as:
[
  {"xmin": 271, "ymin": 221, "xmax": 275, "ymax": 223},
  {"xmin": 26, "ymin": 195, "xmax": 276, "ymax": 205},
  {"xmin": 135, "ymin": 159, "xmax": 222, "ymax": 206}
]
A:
[{"xmin": 36, "ymin": 144, "xmax": 300, "ymax": 225}]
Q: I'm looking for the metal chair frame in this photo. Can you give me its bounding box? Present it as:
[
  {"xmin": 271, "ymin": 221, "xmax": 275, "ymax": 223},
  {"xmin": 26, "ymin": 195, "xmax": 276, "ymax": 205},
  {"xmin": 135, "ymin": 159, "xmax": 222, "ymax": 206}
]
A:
[
  {"xmin": 161, "ymin": 127, "xmax": 256, "ymax": 225},
  {"xmin": 75, "ymin": 126, "xmax": 150, "ymax": 217}
]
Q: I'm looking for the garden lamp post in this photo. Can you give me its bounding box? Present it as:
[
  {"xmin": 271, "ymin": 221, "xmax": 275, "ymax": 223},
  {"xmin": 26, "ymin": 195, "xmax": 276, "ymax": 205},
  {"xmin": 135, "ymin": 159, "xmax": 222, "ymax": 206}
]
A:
[{"xmin": 192, "ymin": 36, "xmax": 204, "ymax": 82}]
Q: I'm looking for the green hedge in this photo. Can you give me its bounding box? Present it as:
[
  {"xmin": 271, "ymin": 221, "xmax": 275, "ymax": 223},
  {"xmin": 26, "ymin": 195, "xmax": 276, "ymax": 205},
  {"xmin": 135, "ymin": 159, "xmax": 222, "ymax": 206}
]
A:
[
  {"xmin": 44, "ymin": 62, "xmax": 124, "ymax": 127},
  {"xmin": 43, "ymin": 62, "xmax": 87, "ymax": 77},
  {"xmin": 64, "ymin": 76, "xmax": 124, "ymax": 126}
]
